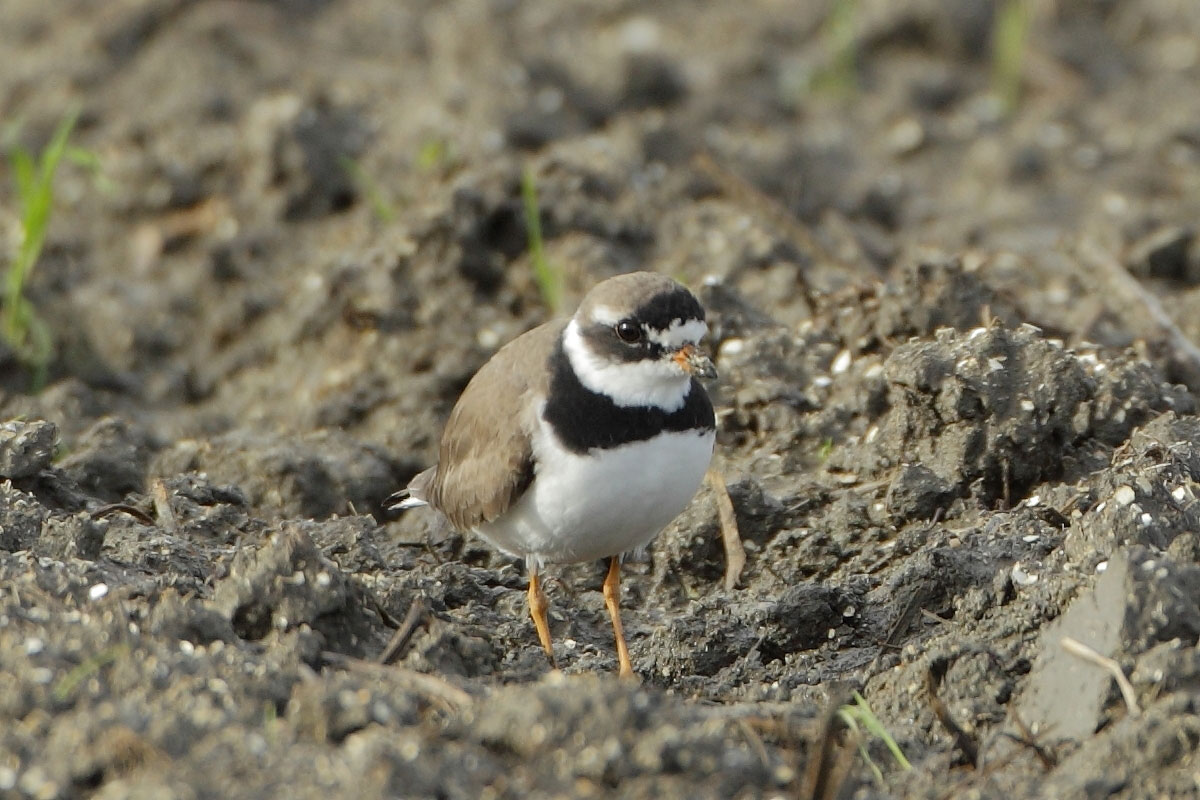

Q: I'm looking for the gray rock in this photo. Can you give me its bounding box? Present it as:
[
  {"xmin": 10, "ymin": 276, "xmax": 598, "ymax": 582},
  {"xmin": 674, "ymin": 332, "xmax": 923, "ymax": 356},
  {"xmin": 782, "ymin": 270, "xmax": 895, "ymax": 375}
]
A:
[
  {"xmin": 0, "ymin": 482, "xmax": 48, "ymax": 552},
  {"xmin": 0, "ymin": 418, "xmax": 57, "ymax": 479},
  {"xmin": 887, "ymin": 462, "xmax": 956, "ymax": 521},
  {"xmin": 1018, "ymin": 548, "xmax": 1200, "ymax": 742}
]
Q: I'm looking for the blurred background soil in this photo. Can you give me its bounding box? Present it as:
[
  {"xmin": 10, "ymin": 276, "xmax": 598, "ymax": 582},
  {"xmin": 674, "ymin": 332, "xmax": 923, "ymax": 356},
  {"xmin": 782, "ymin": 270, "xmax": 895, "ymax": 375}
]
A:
[{"xmin": 2, "ymin": 1, "xmax": 1200, "ymax": 797}]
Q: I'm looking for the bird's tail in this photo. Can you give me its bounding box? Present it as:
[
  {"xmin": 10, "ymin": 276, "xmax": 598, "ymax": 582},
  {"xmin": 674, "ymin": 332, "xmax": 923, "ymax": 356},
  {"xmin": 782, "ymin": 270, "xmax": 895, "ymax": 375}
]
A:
[
  {"xmin": 386, "ymin": 489, "xmax": 427, "ymax": 511},
  {"xmin": 386, "ymin": 466, "xmax": 435, "ymax": 512}
]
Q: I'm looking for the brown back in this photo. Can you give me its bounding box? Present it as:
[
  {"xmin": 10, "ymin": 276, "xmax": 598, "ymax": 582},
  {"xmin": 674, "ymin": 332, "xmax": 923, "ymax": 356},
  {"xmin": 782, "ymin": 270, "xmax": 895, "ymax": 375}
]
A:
[{"xmin": 419, "ymin": 319, "xmax": 564, "ymax": 530}]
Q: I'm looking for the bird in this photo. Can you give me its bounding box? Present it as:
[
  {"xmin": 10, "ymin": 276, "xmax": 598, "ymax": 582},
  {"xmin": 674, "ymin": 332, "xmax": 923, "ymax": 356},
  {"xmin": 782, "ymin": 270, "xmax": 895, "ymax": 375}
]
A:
[{"xmin": 389, "ymin": 271, "xmax": 716, "ymax": 677}]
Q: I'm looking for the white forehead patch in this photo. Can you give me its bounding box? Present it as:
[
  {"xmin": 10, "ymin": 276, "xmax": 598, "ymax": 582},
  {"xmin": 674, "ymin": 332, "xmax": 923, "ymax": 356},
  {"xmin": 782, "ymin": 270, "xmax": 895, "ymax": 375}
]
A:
[
  {"xmin": 645, "ymin": 318, "xmax": 708, "ymax": 349},
  {"xmin": 588, "ymin": 304, "xmax": 623, "ymax": 326}
]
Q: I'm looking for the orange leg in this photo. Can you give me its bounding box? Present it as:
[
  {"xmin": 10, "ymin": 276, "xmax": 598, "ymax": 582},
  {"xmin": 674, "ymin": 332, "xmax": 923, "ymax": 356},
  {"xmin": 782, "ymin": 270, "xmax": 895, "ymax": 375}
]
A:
[
  {"xmin": 527, "ymin": 570, "xmax": 558, "ymax": 669},
  {"xmin": 602, "ymin": 557, "xmax": 635, "ymax": 679}
]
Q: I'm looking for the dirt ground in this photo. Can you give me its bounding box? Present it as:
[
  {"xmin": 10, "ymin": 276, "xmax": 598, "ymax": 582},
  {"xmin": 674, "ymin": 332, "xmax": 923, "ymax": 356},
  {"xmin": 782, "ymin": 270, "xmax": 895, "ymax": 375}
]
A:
[{"xmin": 2, "ymin": 1, "xmax": 1200, "ymax": 797}]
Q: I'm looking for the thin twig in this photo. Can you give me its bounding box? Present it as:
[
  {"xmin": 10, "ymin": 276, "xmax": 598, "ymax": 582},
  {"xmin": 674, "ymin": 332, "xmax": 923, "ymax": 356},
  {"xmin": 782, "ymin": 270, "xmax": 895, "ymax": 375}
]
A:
[
  {"xmin": 377, "ymin": 594, "xmax": 429, "ymax": 665},
  {"xmin": 321, "ymin": 650, "xmax": 473, "ymax": 710},
  {"xmin": 1060, "ymin": 636, "xmax": 1141, "ymax": 717},
  {"xmin": 707, "ymin": 466, "xmax": 746, "ymax": 591},
  {"xmin": 882, "ymin": 592, "xmax": 923, "ymax": 648},
  {"xmin": 919, "ymin": 608, "xmax": 952, "ymax": 626},
  {"xmin": 934, "ymin": 745, "xmax": 1028, "ymax": 800},
  {"xmin": 926, "ymin": 663, "xmax": 980, "ymax": 767},
  {"xmin": 736, "ymin": 718, "xmax": 772, "ymax": 770},
  {"xmin": 358, "ymin": 585, "xmax": 402, "ymax": 629},
  {"xmin": 91, "ymin": 503, "xmax": 155, "ymax": 524},
  {"xmin": 1076, "ymin": 237, "xmax": 1200, "ymax": 393},
  {"xmin": 798, "ymin": 690, "xmax": 855, "ymax": 800},
  {"xmin": 1004, "ymin": 711, "xmax": 1056, "ymax": 770},
  {"xmin": 152, "ymin": 479, "xmax": 177, "ymax": 533}
]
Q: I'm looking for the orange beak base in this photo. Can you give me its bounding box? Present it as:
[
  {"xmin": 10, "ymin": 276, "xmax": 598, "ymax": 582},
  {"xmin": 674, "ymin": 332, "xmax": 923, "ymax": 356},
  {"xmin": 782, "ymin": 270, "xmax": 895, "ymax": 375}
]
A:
[{"xmin": 672, "ymin": 344, "xmax": 717, "ymax": 379}]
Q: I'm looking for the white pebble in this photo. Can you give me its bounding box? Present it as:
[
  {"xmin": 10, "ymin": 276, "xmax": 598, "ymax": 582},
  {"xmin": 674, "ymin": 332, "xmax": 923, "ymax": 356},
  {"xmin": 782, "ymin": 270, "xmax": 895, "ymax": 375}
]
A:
[
  {"xmin": 718, "ymin": 338, "xmax": 745, "ymax": 357},
  {"xmin": 831, "ymin": 349, "xmax": 852, "ymax": 375},
  {"xmin": 476, "ymin": 328, "xmax": 501, "ymax": 349},
  {"xmin": 1113, "ymin": 485, "xmax": 1136, "ymax": 506},
  {"xmin": 88, "ymin": 583, "xmax": 109, "ymax": 601},
  {"xmin": 1011, "ymin": 563, "xmax": 1038, "ymax": 586},
  {"xmin": 620, "ymin": 16, "xmax": 661, "ymax": 52}
]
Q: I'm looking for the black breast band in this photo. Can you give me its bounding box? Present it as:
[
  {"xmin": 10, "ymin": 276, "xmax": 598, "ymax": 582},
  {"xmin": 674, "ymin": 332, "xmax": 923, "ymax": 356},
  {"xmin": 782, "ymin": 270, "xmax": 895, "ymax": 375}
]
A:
[{"xmin": 541, "ymin": 339, "xmax": 715, "ymax": 454}]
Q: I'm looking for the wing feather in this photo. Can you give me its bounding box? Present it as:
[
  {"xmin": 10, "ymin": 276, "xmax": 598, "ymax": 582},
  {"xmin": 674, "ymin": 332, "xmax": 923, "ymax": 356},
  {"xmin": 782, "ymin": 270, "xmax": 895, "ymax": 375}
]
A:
[{"xmin": 422, "ymin": 320, "xmax": 562, "ymax": 530}]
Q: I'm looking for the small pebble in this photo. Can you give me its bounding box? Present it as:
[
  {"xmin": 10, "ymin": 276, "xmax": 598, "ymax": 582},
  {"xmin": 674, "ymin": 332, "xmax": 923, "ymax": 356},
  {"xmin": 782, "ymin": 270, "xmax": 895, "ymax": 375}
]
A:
[
  {"xmin": 1011, "ymin": 563, "xmax": 1038, "ymax": 586},
  {"xmin": 831, "ymin": 350, "xmax": 851, "ymax": 375},
  {"xmin": 886, "ymin": 117, "xmax": 925, "ymax": 155}
]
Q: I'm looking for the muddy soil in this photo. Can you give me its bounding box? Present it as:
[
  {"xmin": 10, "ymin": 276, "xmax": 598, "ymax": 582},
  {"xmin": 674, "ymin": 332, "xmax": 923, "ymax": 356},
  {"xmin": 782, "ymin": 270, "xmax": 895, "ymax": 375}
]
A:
[{"xmin": 3, "ymin": 1, "xmax": 1200, "ymax": 798}]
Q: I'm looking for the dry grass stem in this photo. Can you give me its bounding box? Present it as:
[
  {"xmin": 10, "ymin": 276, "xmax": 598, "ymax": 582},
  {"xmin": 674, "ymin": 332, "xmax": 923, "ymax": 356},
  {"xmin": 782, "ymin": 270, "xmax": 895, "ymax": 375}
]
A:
[{"xmin": 1060, "ymin": 636, "xmax": 1141, "ymax": 717}]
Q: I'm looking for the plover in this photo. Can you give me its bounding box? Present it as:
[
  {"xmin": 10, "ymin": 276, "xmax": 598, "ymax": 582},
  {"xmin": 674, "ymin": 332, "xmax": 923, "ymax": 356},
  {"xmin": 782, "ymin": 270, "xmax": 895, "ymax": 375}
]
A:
[{"xmin": 390, "ymin": 272, "xmax": 716, "ymax": 677}]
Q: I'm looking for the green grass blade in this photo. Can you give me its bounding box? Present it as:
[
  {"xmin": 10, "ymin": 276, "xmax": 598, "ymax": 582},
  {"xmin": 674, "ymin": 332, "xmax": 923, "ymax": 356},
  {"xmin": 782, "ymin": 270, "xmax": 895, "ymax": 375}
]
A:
[
  {"xmin": 851, "ymin": 691, "xmax": 912, "ymax": 771},
  {"xmin": 338, "ymin": 154, "xmax": 396, "ymax": 224},
  {"xmin": 65, "ymin": 145, "xmax": 100, "ymax": 171},
  {"xmin": 837, "ymin": 708, "xmax": 885, "ymax": 785},
  {"xmin": 993, "ymin": 0, "xmax": 1029, "ymax": 115},
  {"xmin": 521, "ymin": 167, "xmax": 562, "ymax": 313},
  {"xmin": 39, "ymin": 114, "xmax": 76, "ymax": 183},
  {"xmin": 4, "ymin": 108, "xmax": 81, "ymax": 378},
  {"xmin": 52, "ymin": 644, "xmax": 129, "ymax": 702},
  {"xmin": 11, "ymin": 148, "xmax": 34, "ymax": 206}
]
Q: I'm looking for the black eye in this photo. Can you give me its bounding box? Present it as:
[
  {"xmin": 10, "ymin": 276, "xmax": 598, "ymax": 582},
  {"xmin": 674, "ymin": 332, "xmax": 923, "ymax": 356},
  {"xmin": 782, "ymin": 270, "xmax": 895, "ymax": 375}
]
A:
[{"xmin": 615, "ymin": 320, "xmax": 643, "ymax": 343}]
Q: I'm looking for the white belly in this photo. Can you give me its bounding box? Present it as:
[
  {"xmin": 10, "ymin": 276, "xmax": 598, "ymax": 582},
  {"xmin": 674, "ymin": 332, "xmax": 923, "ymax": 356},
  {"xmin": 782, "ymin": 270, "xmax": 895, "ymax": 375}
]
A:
[{"xmin": 476, "ymin": 422, "xmax": 715, "ymax": 567}]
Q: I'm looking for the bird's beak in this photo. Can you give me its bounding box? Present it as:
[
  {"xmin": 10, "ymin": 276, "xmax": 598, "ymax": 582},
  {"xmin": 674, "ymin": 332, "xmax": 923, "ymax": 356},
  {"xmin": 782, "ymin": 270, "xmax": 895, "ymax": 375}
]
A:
[{"xmin": 673, "ymin": 344, "xmax": 717, "ymax": 379}]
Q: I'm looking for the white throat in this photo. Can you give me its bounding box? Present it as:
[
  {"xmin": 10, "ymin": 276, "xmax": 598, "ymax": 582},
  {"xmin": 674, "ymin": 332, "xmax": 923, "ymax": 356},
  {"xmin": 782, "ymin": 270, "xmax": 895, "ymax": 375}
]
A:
[{"xmin": 562, "ymin": 320, "xmax": 694, "ymax": 412}]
